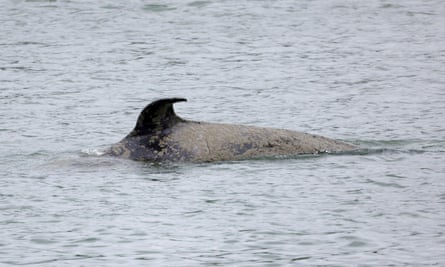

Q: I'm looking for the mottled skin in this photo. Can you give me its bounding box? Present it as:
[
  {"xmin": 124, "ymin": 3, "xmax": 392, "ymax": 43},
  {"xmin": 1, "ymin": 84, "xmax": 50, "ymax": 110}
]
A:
[{"xmin": 107, "ymin": 98, "xmax": 356, "ymax": 162}]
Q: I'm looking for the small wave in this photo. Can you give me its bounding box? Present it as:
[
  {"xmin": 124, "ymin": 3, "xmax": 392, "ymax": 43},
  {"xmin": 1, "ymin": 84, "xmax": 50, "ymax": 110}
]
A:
[
  {"xmin": 352, "ymin": 139, "xmax": 445, "ymax": 154},
  {"xmin": 80, "ymin": 148, "xmax": 107, "ymax": 157}
]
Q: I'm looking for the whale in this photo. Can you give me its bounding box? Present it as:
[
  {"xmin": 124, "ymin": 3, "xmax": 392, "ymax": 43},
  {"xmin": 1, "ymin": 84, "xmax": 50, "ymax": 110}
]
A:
[{"xmin": 106, "ymin": 98, "xmax": 356, "ymax": 162}]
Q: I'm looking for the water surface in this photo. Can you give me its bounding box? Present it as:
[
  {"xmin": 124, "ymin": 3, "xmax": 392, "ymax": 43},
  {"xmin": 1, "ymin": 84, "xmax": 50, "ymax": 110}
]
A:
[{"xmin": 1, "ymin": 0, "xmax": 444, "ymax": 266}]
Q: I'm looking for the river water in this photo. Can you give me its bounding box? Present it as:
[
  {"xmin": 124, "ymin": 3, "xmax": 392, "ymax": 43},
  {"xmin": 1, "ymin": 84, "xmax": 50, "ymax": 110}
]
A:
[{"xmin": 1, "ymin": 0, "xmax": 444, "ymax": 266}]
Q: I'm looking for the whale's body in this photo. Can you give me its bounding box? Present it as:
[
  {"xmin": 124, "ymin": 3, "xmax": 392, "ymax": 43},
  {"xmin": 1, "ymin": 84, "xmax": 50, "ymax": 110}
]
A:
[{"xmin": 107, "ymin": 98, "xmax": 356, "ymax": 162}]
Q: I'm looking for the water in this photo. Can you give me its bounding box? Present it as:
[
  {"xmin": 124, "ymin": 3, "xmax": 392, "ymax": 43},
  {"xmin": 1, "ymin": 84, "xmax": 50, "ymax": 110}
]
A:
[{"xmin": 1, "ymin": 0, "xmax": 444, "ymax": 266}]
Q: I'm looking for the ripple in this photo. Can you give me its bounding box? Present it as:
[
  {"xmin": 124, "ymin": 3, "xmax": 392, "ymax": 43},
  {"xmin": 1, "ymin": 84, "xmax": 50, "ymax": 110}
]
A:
[
  {"xmin": 73, "ymin": 237, "xmax": 100, "ymax": 243},
  {"xmin": 30, "ymin": 238, "xmax": 58, "ymax": 245},
  {"xmin": 188, "ymin": 1, "xmax": 211, "ymax": 8},
  {"xmin": 142, "ymin": 4, "xmax": 176, "ymax": 12},
  {"xmin": 365, "ymin": 178, "xmax": 406, "ymax": 189}
]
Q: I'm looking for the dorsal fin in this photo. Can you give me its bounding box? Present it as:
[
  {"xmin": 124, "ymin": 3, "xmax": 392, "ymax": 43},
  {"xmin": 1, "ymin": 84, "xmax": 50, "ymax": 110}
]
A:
[{"xmin": 127, "ymin": 98, "xmax": 187, "ymax": 137}]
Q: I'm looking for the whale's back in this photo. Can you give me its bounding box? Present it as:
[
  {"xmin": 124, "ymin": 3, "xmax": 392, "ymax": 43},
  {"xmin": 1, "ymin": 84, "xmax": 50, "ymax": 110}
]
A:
[
  {"xmin": 166, "ymin": 121, "xmax": 355, "ymax": 162},
  {"xmin": 107, "ymin": 98, "xmax": 356, "ymax": 162}
]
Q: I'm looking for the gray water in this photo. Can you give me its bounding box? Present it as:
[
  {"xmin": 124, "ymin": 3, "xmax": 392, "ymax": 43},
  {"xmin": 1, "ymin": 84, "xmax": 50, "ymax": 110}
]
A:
[{"xmin": 1, "ymin": 0, "xmax": 445, "ymax": 266}]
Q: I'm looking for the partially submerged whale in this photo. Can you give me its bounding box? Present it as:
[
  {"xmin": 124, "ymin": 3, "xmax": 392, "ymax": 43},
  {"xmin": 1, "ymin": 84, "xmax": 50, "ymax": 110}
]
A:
[{"xmin": 107, "ymin": 98, "xmax": 356, "ymax": 162}]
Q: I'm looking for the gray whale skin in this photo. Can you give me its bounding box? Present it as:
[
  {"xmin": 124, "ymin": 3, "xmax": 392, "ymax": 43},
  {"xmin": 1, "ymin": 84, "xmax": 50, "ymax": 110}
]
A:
[{"xmin": 107, "ymin": 98, "xmax": 356, "ymax": 162}]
